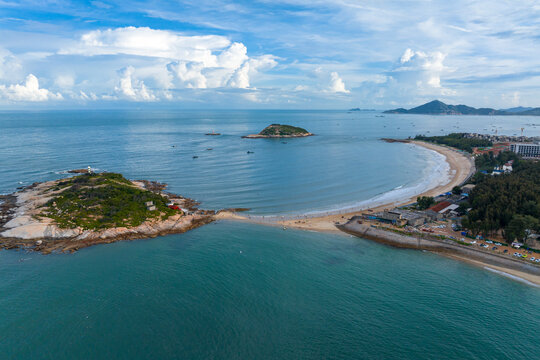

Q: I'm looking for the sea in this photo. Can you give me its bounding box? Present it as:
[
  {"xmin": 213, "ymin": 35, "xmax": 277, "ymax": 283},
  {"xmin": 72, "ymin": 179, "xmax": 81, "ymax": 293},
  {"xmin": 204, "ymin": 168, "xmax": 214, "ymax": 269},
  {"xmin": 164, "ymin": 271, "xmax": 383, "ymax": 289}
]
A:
[{"xmin": 0, "ymin": 110, "xmax": 539, "ymax": 359}]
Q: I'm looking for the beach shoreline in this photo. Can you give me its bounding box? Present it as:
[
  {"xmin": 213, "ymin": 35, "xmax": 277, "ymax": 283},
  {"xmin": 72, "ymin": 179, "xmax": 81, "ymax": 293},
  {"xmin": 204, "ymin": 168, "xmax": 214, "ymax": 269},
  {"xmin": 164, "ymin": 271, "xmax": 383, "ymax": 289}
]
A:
[
  {"xmin": 218, "ymin": 140, "xmax": 540, "ymax": 285},
  {"xmin": 219, "ymin": 140, "xmax": 475, "ymax": 232}
]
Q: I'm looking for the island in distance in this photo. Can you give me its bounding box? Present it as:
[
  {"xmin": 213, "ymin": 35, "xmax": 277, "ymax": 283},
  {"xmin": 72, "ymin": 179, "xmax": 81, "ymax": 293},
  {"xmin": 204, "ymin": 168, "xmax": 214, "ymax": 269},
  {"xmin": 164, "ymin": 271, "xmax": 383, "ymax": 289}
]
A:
[
  {"xmin": 242, "ymin": 124, "xmax": 313, "ymax": 138},
  {"xmin": 384, "ymin": 99, "xmax": 540, "ymax": 115}
]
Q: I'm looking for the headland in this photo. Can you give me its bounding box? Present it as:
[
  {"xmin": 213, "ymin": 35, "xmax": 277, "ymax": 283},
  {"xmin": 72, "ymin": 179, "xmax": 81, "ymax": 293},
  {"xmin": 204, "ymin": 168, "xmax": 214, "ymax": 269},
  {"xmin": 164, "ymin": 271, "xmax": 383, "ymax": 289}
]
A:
[{"xmin": 0, "ymin": 172, "xmax": 215, "ymax": 254}]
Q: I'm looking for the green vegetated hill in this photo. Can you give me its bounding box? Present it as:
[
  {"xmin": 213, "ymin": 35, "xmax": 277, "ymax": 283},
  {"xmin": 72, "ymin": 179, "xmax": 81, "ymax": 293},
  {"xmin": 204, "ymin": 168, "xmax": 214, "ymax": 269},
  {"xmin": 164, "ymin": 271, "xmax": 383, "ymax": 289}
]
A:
[
  {"xmin": 43, "ymin": 173, "xmax": 176, "ymax": 230},
  {"xmin": 259, "ymin": 124, "xmax": 310, "ymax": 136}
]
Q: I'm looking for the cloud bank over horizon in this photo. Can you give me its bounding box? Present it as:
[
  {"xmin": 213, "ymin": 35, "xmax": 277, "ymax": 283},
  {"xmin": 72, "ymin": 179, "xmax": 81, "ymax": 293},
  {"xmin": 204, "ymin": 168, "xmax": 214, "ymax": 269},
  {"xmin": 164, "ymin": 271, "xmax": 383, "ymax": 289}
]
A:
[{"xmin": 0, "ymin": 0, "xmax": 539, "ymax": 108}]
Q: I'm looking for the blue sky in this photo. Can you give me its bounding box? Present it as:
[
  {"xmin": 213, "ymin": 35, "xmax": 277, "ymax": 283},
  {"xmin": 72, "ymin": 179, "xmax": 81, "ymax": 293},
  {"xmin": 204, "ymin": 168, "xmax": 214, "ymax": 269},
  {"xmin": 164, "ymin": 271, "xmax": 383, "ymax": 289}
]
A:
[{"xmin": 1, "ymin": 0, "xmax": 540, "ymax": 109}]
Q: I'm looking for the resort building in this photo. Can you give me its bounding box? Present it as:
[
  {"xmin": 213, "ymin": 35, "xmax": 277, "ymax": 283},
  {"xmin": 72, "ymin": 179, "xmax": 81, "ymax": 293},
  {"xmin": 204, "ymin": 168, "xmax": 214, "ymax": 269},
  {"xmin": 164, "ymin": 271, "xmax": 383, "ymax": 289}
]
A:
[
  {"xmin": 509, "ymin": 142, "xmax": 540, "ymax": 158},
  {"xmin": 472, "ymin": 142, "xmax": 509, "ymax": 156}
]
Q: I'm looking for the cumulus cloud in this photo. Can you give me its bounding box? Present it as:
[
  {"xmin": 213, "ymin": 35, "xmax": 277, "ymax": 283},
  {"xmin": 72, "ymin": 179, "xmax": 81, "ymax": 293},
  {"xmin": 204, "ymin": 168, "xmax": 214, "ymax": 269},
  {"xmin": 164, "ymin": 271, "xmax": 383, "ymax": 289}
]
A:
[
  {"xmin": 328, "ymin": 72, "xmax": 349, "ymax": 93},
  {"xmin": 392, "ymin": 48, "xmax": 455, "ymax": 95},
  {"xmin": 115, "ymin": 66, "xmax": 156, "ymax": 101},
  {"xmin": 60, "ymin": 27, "xmax": 230, "ymax": 64},
  {"xmin": 0, "ymin": 74, "xmax": 63, "ymax": 101},
  {"xmin": 59, "ymin": 27, "xmax": 276, "ymax": 93},
  {"xmin": 227, "ymin": 55, "xmax": 277, "ymax": 89}
]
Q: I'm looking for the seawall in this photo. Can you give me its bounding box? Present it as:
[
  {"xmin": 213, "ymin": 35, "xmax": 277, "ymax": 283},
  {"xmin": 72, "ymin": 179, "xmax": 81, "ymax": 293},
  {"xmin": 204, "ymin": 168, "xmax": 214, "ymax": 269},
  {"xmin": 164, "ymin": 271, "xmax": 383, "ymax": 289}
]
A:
[{"xmin": 338, "ymin": 222, "xmax": 540, "ymax": 277}]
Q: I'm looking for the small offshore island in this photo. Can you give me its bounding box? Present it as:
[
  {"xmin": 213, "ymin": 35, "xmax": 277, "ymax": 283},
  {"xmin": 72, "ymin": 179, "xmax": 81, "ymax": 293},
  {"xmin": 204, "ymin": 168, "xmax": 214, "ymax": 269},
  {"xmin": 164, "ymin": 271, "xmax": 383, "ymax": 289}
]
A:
[
  {"xmin": 0, "ymin": 172, "xmax": 215, "ymax": 254},
  {"xmin": 242, "ymin": 124, "xmax": 313, "ymax": 138}
]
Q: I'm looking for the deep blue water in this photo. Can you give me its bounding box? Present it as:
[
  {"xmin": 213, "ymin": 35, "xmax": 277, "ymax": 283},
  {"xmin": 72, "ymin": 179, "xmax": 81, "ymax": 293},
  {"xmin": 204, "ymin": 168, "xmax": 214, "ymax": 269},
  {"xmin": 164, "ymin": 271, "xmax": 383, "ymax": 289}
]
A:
[{"xmin": 0, "ymin": 110, "xmax": 539, "ymax": 359}]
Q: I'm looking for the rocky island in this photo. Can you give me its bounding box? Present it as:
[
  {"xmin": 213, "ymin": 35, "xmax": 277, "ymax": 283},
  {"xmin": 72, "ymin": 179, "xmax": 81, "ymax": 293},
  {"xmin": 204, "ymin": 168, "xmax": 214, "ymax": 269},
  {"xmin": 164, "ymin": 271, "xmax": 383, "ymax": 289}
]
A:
[
  {"xmin": 0, "ymin": 172, "xmax": 215, "ymax": 254},
  {"xmin": 242, "ymin": 124, "xmax": 313, "ymax": 138}
]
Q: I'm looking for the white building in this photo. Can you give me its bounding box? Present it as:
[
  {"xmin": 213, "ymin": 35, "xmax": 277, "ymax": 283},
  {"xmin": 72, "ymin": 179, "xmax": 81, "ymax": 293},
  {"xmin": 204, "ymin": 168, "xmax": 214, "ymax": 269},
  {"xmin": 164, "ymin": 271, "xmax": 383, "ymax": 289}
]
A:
[{"xmin": 509, "ymin": 143, "xmax": 540, "ymax": 158}]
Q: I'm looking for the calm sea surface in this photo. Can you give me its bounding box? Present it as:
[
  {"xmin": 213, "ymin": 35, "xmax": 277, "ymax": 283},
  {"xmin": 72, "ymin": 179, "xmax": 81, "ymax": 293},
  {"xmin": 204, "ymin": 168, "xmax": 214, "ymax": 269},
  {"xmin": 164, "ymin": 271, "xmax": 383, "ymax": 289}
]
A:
[{"xmin": 0, "ymin": 110, "xmax": 539, "ymax": 359}]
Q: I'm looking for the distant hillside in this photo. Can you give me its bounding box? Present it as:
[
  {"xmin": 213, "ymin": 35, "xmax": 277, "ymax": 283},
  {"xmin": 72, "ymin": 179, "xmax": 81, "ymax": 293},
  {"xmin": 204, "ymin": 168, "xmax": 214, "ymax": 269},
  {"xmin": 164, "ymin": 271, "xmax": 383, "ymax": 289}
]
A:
[
  {"xmin": 518, "ymin": 108, "xmax": 540, "ymax": 116},
  {"xmin": 384, "ymin": 100, "xmax": 509, "ymax": 115},
  {"xmin": 501, "ymin": 106, "xmax": 534, "ymax": 113}
]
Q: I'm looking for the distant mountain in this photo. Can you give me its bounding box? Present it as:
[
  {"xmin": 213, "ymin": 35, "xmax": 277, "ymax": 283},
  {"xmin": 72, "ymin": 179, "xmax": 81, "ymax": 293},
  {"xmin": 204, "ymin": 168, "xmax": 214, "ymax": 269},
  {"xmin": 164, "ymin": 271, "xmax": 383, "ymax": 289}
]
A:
[
  {"xmin": 501, "ymin": 106, "xmax": 533, "ymax": 113},
  {"xmin": 383, "ymin": 100, "xmax": 508, "ymax": 115},
  {"xmin": 517, "ymin": 108, "xmax": 540, "ymax": 116}
]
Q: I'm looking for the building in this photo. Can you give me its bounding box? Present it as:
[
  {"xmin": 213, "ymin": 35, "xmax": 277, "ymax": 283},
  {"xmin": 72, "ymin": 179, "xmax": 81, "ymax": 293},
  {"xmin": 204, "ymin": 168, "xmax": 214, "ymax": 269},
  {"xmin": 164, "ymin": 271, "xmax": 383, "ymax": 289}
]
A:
[
  {"xmin": 472, "ymin": 142, "xmax": 509, "ymax": 156},
  {"xmin": 391, "ymin": 209, "xmax": 428, "ymax": 226},
  {"xmin": 509, "ymin": 142, "xmax": 540, "ymax": 158},
  {"xmin": 461, "ymin": 184, "xmax": 475, "ymax": 195}
]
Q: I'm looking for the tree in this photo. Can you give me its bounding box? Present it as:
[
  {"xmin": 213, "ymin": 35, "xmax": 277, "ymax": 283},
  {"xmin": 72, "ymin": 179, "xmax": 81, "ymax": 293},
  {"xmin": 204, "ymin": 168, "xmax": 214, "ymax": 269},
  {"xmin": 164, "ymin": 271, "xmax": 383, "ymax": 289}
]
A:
[
  {"xmin": 504, "ymin": 214, "xmax": 540, "ymax": 243},
  {"xmin": 452, "ymin": 186, "xmax": 462, "ymax": 195},
  {"xmin": 417, "ymin": 196, "xmax": 435, "ymax": 210}
]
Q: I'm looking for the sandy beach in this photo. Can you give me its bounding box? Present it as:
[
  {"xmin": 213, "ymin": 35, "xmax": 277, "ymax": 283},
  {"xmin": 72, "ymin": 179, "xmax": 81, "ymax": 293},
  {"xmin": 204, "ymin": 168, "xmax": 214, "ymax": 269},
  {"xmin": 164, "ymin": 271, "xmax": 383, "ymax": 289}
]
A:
[
  {"xmin": 209, "ymin": 141, "xmax": 540, "ymax": 286},
  {"xmin": 219, "ymin": 140, "xmax": 475, "ymax": 232}
]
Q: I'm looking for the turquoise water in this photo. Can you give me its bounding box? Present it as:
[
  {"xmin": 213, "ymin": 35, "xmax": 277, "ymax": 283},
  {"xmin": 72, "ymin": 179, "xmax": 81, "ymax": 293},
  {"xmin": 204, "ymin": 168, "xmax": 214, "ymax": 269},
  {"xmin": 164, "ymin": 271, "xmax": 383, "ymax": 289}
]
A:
[
  {"xmin": 1, "ymin": 111, "xmax": 539, "ymax": 359},
  {"xmin": 1, "ymin": 222, "xmax": 538, "ymax": 359}
]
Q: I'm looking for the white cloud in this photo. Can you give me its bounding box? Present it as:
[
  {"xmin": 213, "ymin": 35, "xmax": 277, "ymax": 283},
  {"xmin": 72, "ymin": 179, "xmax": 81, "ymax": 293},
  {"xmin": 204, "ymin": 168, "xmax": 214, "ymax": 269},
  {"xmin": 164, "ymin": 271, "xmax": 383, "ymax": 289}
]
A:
[
  {"xmin": 60, "ymin": 27, "xmax": 231, "ymax": 66},
  {"xmin": 393, "ymin": 48, "xmax": 454, "ymax": 94},
  {"xmin": 114, "ymin": 66, "xmax": 156, "ymax": 101},
  {"xmin": 59, "ymin": 27, "xmax": 276, "ymax": 92},
  {"xmin": 0, "ymin": 74, "xmax": 63, "ymax": 101},
  {"xmin": 55, "ymin": 74, "xmax": 75, "ymax": 88},
  {"xmin": 167, "ymin": 61, "xmax": 208, "ymax": 89},
  {"xmin": 0, "ymin": 48, "xmax": 23, "ymax": 81},
  {"xmin": 328, "ymin": 71, "xmax": 349, "ymax": 93}
]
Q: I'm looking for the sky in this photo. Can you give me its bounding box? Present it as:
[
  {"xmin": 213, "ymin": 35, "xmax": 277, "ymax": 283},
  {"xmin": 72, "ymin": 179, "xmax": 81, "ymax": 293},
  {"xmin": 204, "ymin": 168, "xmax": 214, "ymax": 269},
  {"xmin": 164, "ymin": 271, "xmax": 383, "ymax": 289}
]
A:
[{"xmin": 1, "ymin": 0, "xmax": 540, "ymax": 109}]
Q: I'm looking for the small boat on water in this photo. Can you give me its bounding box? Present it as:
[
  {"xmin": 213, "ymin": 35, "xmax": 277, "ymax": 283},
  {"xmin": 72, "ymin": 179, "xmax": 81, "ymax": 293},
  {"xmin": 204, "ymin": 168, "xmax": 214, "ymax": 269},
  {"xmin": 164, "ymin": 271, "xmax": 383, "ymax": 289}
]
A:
[
  {"xmin": 205, "ymin": 131, "xmax": 221, "ymax": 136},
  {"xmin": 192, "ymin": 156, "xmax": 198, "ymax": 159},
  {"xmin": 247, "ymin": 151, "xmax": 254, "ymax": 154}
]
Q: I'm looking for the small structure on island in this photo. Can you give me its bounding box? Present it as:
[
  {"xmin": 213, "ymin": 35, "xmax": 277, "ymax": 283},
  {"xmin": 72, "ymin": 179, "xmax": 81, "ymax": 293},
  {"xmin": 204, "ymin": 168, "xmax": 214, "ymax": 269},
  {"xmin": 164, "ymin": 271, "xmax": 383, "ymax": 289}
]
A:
[{"xmin": 145, "ymin": 201, "xmax": 156, "ymax": 211}]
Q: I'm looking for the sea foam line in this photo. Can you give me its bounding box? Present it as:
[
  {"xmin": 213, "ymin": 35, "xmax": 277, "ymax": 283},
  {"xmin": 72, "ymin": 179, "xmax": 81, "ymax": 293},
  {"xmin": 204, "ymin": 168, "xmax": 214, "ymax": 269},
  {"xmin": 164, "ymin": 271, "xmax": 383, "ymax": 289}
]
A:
[
  {"xmin": 247, "ymin": 143, "xmax": 451, "ymax": 221},
  {"xmin": 483, "ymin": 267, "xmax": 540, "ymax": 288}
]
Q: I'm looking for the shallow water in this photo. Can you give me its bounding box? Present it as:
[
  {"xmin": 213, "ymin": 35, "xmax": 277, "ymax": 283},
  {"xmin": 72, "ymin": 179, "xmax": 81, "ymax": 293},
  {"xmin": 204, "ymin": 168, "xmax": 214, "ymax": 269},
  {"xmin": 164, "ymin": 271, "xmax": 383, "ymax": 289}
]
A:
[{"xmin": 1, "ymin": 110, "xmax": 539, "ymax": 359}]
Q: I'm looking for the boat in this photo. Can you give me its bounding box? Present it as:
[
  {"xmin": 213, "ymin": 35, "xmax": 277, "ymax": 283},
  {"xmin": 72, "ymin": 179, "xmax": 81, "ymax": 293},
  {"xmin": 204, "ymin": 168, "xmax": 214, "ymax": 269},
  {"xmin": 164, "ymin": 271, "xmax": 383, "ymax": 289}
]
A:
[
  {"xmin": 205, "ymin": 131, "xmax": 221, "ymax": 136},
  {"xmin": 192, "ymin": 156, "xmax": 198, "ymax": 159}
]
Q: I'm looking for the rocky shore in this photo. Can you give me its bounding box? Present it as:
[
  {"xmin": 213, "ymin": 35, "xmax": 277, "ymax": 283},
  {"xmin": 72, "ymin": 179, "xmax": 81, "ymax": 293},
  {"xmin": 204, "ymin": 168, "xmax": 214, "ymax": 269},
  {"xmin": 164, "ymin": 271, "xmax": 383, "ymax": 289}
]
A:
[{"xmin": 0, "ymin": 176, "xmax": 215, "ymax": 254}]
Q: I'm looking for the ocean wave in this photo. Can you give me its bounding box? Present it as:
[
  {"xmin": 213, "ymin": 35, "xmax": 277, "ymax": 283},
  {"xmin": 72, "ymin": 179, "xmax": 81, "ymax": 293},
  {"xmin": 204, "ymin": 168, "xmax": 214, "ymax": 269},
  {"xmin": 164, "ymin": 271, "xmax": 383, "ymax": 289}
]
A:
[
  {"xmin": 251, "ymin": 143, "xmax": 451, "ymax": 220},
  {"xmin": 483, "ymin": 267, "xmax": 539, "ymax": 288}
]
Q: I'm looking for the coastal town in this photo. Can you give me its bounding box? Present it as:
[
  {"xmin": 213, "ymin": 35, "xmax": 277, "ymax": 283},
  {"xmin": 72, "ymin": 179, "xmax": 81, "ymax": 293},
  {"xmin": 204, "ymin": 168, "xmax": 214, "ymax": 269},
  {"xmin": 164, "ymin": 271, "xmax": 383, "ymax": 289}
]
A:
[{"xmin": 337, "ymin": 133, "xmax": 540, "ymax": 278}]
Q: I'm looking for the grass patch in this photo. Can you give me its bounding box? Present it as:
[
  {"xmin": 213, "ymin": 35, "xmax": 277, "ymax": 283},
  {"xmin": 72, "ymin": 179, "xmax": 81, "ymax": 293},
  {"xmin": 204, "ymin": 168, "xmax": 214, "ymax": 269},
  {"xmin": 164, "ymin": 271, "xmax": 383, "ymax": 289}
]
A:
[{"xmin": 44, "ymin": 173, "xmax": 176, "ymax": 230}]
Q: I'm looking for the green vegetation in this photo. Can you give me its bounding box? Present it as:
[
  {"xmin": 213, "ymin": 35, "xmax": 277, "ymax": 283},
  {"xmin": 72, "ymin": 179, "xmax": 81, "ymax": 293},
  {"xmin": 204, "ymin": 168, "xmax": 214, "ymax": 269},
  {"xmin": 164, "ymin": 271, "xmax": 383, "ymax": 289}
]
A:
[
  {"xmin": 414, "ymin": 133, "xmax": 492, "ymax": 153},
  {"xmin": 44, "ymin": 173, "xmax": 176, "ymax": 230},
  {"xmin": 259, "ymin": 124, "xmax": 310, "ymax": 136},
  {"xmin": 474, "ymin": 151, "xmax": 520, "ymax": 172},
  {"xmin": 463, "ymin": 160, "xmax": 540, "ymax": 243},
  {"xmin": 452, "ymin": 186, "xmax": 462, "ymax": 195},
  {"xmin": 416, "ymin": 196, "xmax": 435, "ymax": 210}
]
